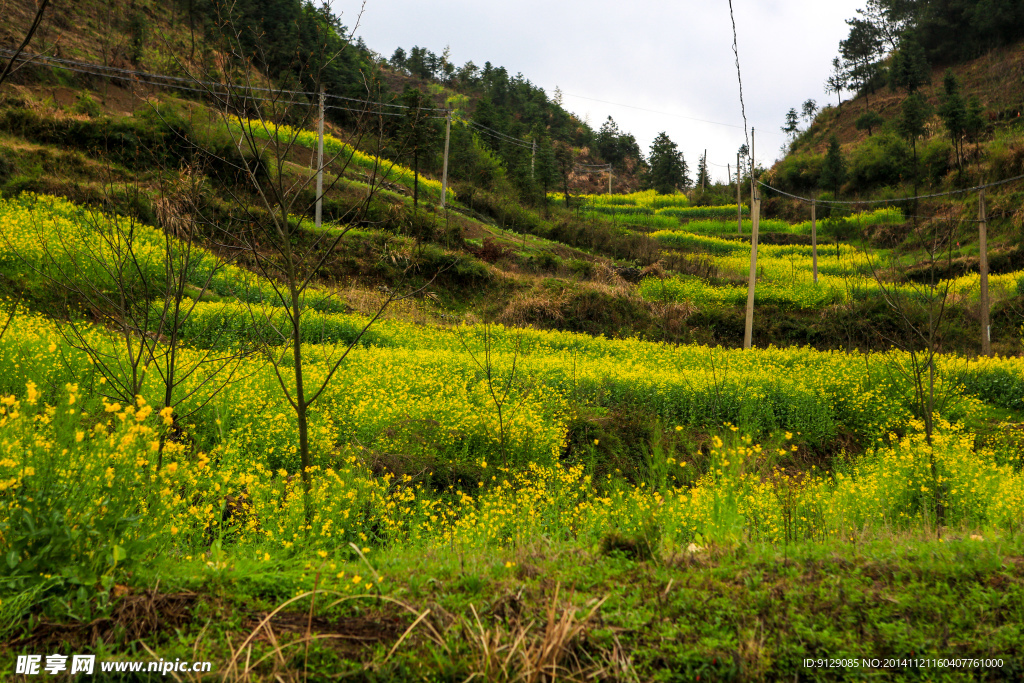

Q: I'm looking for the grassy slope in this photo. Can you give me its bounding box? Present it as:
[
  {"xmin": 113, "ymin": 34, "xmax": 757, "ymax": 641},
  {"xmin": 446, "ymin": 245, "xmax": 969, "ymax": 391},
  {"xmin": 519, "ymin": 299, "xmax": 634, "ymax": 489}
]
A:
[{"xmin": 2, "ymin": 6, "xmax": 1024, "ymax": 683}]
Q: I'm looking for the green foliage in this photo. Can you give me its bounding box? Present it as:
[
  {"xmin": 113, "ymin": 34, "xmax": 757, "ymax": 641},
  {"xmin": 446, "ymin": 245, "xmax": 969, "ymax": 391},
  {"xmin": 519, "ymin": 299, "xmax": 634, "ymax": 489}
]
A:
[
  {"xmin": 847, "ymin": 131, "xmax": 910, "ymax": 190},
  {"xmin": 594, "ymin": 116, "xmax": 642, "ymax": 169},
  {"xmin": 71, "ymin": 93, "xmax": 102, "ymax": 118},
  {"xmin": 920, "ymin": 136, "xmax": 953, "ymax": 183},
  {"xmin": 819, "ymin": 135, "xmax": 847, "ymax": 195},
  {"xmin": 774, "ymin": 151, "xmax": 824, "ymax": 191},
  {"xmin": 187, "ymin": 0, "xmax": 373, "ymax": 122},
  {"xmin": 855, "ymin": 110, "xmax": 884, "ymax": 136},
  {"xmin": 888, "ymin": 37, "xmax": 930, "ymax": 92},
  {"xmin": 645, "ymin": 132, "xmax": 689, "ymax": 194}
]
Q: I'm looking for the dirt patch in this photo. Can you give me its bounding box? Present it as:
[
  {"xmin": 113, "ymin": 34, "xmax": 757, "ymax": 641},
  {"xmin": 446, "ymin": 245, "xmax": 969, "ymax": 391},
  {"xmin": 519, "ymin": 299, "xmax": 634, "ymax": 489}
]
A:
[
  {"xmin": 9, "ymin": 589, "xmax": 198, "ymax": 650},
  {"xmin": 243, "ymin": 610, "xmax": 407, "ymax": 648}
]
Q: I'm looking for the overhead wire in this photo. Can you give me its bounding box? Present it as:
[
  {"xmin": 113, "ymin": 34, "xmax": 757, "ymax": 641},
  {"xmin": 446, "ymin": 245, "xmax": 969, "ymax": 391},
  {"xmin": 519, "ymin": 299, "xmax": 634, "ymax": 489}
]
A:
[
  {"xmin": 757, "ymin": 173, "xmax": 1024, "ymax": 206},
  {"xmin": 0, "ymin": 48, "xmax": 450, "ymax": 113}
]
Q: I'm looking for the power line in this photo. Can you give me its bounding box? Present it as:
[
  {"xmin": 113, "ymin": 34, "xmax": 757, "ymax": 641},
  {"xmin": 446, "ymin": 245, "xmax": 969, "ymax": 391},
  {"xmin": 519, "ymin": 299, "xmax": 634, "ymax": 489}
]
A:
[
  {"xmin": 757, "ymin": 174, "xmax": 1024, "ymax": 206},
  {"xmin": 562, "ymin": 92, "xmax": 782, "ymax": 136},
  {"xmin": 726, "ymin": 0, "xmax": 751, "ymax": 162},
  {"xmin": 0, "ymin": 49, "xmax": 449, "ymax": 112},
  {"xmin": 465, "ymin": 121, "xmax": 534, "ymax": 149}
]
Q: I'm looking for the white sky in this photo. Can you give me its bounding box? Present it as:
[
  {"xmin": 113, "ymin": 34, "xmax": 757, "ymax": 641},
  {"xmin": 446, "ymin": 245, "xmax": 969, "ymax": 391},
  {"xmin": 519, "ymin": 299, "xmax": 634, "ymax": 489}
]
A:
[{"xmin": 333, "ymin": 0, "xmax": 864, "ymax": 183}]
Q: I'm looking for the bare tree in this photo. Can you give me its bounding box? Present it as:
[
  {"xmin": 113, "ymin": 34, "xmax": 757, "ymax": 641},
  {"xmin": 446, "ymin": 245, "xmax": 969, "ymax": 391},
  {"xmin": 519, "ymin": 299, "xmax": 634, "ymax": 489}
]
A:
[
  {"xmin": 0, "ymin": 0, "xmax": 53, "ymax": 89},
  {"xmin": 868, "ymin": 215, "xmax": 966, "ymax": 531},
  {"xmin": 3, "ymin": 163, "xmax": 250, "ymax": 469},
  {"xmin": 179, "ymin": 5, "xmax": 440, "ymax": 521},
  {"xmin": 456, "ymin": 324, "xmax": 534, "ymax": 471}
]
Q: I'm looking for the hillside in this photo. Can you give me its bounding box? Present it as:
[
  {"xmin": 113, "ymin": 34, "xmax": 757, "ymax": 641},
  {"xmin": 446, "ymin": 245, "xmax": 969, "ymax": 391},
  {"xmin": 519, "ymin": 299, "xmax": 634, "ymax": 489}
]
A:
[{"xmin": 2, "ymin": 1, "xmax": 1024, "ymax": 681}]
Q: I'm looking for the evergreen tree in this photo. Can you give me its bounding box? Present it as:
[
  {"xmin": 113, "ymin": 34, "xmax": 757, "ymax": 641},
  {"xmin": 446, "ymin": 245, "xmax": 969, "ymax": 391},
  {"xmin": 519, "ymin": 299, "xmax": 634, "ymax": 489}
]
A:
[
  {"xmin": 782, "ymin": 108, "xmax": 800, "ymax": 139},
  {"xmin": 937, "ymin": 69, "xmax": 967, "ymax": 170},
  {"xmin": 534, "ymin": 136, "xmax": 559, "ymax": 208},
  {"xmin": 646, "ymin": 132, "xmax": 689, "ymax": 194},
  {"xmin": 889, "ymin": 37, "xmax": 930, "ymax": 92},
  {"xmin": 390, "ymin": 47, "xmax": 407, "ymax": 70},
  {"xmin": 841, "ymin": 18, "xmax": 884, "ymax": 106},
  {"xmin": 595, "ymin": 116, "xmax": 622, "ymax": 166},
  {"xmin": 695, "ymin": 151, "xmax": 710, "ymax": 191},
  {"xmin": 897, "ymin": 91, "xmax": 932, "ymax": 211},
  {"xmin": 399, "ymin": 87, "xmax": 441, "ymax": 209},
  {"xmin": 802, "ymin": 99, "xmax": 818, "ymax": 124},
  {"xmin": 825, "ymin": 57, "xmax": 849, "ymax": 108},
  {"xmin": 855, "ymin": 110, "xmax": 884, "ymax": 136},
  {"xmin": 819, "ymin": 135, "xmax": 847, "ymax": 197},
  {"xmin": 964, "ymin": 95, "xmax": 986, "ymax": 162}
]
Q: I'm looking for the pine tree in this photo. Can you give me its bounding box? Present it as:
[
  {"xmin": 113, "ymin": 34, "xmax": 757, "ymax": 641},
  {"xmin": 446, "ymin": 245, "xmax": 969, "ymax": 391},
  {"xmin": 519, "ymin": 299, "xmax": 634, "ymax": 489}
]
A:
[
  {"xmin": 964, "ymin": 95, "xmax": 986, "ymax": 162},
  {"xmin": 782, "ymin": 108, "xmax": 800, "ymax": 139},
  {"xmin": 646, "ymin": 132, "xmax": 689, "ymax": 195},
  {"xmin": 399, "ymin": 87, "xmax": 441, "ymax": 209},
  {"xmin": 855, "ymin": 110, "xmax": 884, "ymax": 136},
  {"xmin": 695, "ymin": 151, "xmax": 710, "ymax": 191},
  {"xmin": 801, "ymin": 99, "xmax": 818, "ymax": 124},
  {"xmin": 889, "ymin": 37, "xmax": 930, "ymax": 93},
  {"xmin": 937, "ymin": 69, "xmax": 967, "ymax": 170},
  {"xmin": 819, "ymin": 135, "xmax": 846, "ymax": 197},
  {"xmin": 897, "ymin": 92, "xmax": 932, "ymax": 215},
  {"xmin": 595, "ymin": 116, "xmax": 622, "ymax": 166}
]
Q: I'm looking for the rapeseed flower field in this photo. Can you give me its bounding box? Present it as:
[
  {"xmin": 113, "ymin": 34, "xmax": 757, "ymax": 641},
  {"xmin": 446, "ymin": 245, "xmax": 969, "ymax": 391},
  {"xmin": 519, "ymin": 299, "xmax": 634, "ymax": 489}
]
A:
[{"xmin": 1, "ymin": 191, "xmax": 1022, "ymax": 607}]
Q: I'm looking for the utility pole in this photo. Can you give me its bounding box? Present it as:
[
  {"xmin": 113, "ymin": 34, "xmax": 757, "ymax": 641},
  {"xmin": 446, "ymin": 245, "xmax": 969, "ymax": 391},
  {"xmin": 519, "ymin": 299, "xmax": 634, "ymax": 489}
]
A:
[
  {"xmin": 531, "ymin": 138, "xmax": 536, "ymax": 179},
  {"xmin": 979, "ymin": 188, "xmax": 991, "ymax": 356},
  {"xmin": 811, "ymin": 199, "xmax": 818, "ymax": 285},
  {"xmin": 701, "ymin": 149, "xmax": 706, "ymax": 193},
  {"xmin": 608, "ymin": 164, "xmax": 612, "ymax": 195},
  {"xmin": 744, "ymin": 128, "xmax": 758, "ymax": 350},
  {"xmin": 315, "ymin": 85, "xmax": 325, "ymax": 230},
  {"xmin": 736, "ymin": 152, "xmax": 742, "ymax": 234},
  {"xmin": 441, "ymin": 108, "xmax": 451, "ymax": 208}
]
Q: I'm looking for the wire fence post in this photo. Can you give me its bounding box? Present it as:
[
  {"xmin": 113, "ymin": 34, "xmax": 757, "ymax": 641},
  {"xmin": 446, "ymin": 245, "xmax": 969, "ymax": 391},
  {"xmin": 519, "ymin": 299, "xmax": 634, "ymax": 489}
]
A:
[
  {"xmin": 744, "ymin": 128, "xmax": 758, "ymax": 350},
  {"xmin": 811, "ymin": 198, "xmax": 818, "ymax": 285},
  {"xmin": 315, "ymin": 85, "xmax": 325, "ymax": 231},
  {"xmin": 979, "ymin": 188, "xmax": 991, "ymax": 356},
  {"xmin": 441, "ymin": 108, "xmax": 451, "ymax": 208}
]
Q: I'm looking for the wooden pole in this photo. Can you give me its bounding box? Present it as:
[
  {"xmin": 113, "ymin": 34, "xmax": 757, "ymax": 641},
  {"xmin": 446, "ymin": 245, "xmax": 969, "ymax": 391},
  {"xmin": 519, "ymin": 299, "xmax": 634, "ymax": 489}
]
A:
[
  {"xmin": 744, "ymin": 129, "xmax": 758, "ymax": 350},
  {"xmin": 701, "ymin": 149, "xmax": 706, "ymax": 192},
  {"xmin": 744, "ymin": 195, "xmax": 760, "ymax": 350},
  {"xmin": 737, "ymin": 152, "xmax": 742, "ymax": 234},
  {"xmin": 315, "ymin": 85, "xmax": 324, "ymax": 230},
  {"xmin": 441, "ymin": 109, "xmax": 451, "ymax": 208},
  {"xmin": 811, "ymin": 199, "xmax": 818, "ymax": 285},
  {"xmin": 979, "ymin": 188, "xmax": 991, "ymax": 356}
]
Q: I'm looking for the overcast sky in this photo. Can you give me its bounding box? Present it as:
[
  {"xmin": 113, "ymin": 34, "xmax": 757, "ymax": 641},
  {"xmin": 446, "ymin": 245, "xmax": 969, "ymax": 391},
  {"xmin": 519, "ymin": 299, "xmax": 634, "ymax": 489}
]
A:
[{"xmin": 333, "ymin": 0, "xmax": 865, "ymax": 183}]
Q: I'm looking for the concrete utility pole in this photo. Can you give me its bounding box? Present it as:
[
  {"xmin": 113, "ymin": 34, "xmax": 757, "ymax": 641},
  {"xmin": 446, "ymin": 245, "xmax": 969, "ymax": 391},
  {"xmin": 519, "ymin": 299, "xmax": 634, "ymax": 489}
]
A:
[
  {"xmin": 441, "ymin": 109, "xmax": 451, "ymax": 208},
  {"xmin": 531, "ymin": 138, "xmax": 536, "ymax": 179},
  {"xmin": 979, "ymin": 188, "xmax": 991, "ymax": 356},
  {"xmin": 608, "ymin": 164, "xmax": 612, "ymax": 195},
  {"xmin": 315, "ymin": 85, "xmax": 325, "ymax": 231},
  {"xmin": 744, "ymin": 128, "xmax": 758, "ymax": 350},
  {"xmin": 811, "ymin": 199, "xmax": 818, "ymax": 285}
]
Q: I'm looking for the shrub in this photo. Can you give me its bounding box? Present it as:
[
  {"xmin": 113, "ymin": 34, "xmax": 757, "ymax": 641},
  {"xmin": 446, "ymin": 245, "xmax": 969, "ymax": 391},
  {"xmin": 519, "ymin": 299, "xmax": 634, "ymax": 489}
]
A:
[{"xmin": 847, "ymin": 133, "xmax": 910, "ymax": 191}]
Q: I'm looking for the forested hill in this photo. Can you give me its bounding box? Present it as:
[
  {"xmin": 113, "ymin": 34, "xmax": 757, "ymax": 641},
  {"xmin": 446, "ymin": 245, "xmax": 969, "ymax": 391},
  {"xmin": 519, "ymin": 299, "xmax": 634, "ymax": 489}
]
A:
[
  {"xmin": 2, "ymin": 0, "xmax": 648, "ymax": 200},
  {"xmin": 769, "ymin": 0, "xmax": 1024, "ymax": 203},
  {"xmin": 180, "ymin": 0, "xmax": 647, "ymax": 194}
]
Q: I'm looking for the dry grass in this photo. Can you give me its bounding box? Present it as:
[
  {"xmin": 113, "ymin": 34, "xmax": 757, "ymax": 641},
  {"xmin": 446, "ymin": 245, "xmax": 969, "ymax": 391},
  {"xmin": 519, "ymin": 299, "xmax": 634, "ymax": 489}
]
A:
[{"xmin": 462, "ymin": 584, "xmax": 609, "ymax": 683}]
